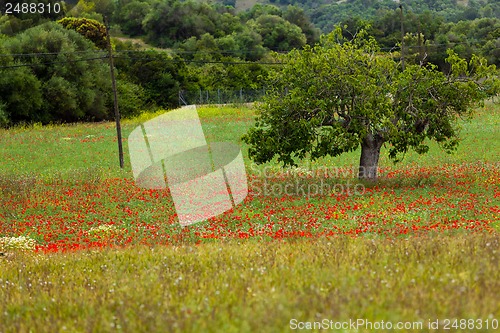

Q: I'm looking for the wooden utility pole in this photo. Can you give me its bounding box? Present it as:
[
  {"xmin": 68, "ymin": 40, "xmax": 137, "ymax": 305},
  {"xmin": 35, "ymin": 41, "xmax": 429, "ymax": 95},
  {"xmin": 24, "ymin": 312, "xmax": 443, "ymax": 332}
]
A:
[
  {"xmin": 104, "ymin": 16, "xmax": 124, "ymax": 169},
  {"xmin": 399, "ymin": 4, "xmax": 405, "ymax": 70},
  {"xmin": 418, "ymin": 20, "xmax": 425, "ymax": 63}
]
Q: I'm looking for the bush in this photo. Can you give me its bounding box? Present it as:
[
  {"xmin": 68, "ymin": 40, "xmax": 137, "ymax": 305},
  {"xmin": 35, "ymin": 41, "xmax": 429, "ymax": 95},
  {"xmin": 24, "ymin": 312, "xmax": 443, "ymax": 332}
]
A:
[
  {"xmin": 115, "ymin": 80, "xmax": 147, "ymax": 118},
  {"xmin": 0, "ymin": 102, "xmax": 11, "ymax": 128},
  {"xmin": 58, "ymin": 17, "xmax": 107, "ymax": 49},
  {"xmin": 0, "ymin": 22, "xmax": 112, "ymax": 125}
]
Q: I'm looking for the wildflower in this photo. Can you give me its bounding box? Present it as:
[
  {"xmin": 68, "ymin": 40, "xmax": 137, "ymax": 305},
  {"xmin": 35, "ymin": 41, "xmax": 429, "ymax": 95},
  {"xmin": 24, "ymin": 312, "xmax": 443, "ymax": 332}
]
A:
[
  {"xmin": 88, "ymin": 225, "xmax": 121, "ymax": 236},
  {"xmin": 0, "ymin": 236, "xmax": 37, "ymax": 252}
]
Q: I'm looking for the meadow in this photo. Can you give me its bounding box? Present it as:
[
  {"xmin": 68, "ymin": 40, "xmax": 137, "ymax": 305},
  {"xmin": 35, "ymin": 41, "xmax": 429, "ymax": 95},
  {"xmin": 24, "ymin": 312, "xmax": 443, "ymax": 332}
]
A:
[{"xmin": 0, "ymin": 102, "xmax": 498, "ymax": 332}]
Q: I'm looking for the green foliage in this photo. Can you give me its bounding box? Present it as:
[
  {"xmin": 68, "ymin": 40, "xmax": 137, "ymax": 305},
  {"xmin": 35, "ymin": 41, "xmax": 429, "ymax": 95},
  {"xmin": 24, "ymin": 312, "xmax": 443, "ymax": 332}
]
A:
[
  {"xmin": 265, "ymin": 0, "xmax": 500, "ymax": 32},
  {"xmin": 186, "ymin": 58, "xmax": 268, "ymax": 90},
  {"xmin": 0, "ymin": 0, "xmax": 67, "ymax": 34},
  {"xmin": 0, "ymin": 15, "xmax": 33, "ymax": 36},
  {"xmin": 283, "ymin": 5, "xmax": 320, "ymax": 45},
  {"xmin": 1, "ymin": 0, "xmax": 498, "ymax": 128},
  {"xmin": 0, "ymin": 67, "xmax": 43, "ymax": 123},
  {"xmin": 42, "ymin": 76, "xmax": 82, "ymax": 120},
  {"xmin": 63, "ymin": 0, "xmax": 112, "ymax": 20},
  {"xmin": 238, "ymin": 3, "xmax": 282, "ymax": 21},
  {"xmin": 243, "ymin": 29, "xmax": 498, "ymax": 179},
  {"xmin": 233, "ymin": 26, "xmax": 267, "ymax": 61},
  {"xmin": 142, "ymin": 0, "xmax": 234, "ymax": 47},
  {"xmin": 0, "ymin": 102, "xmax": 10, "ymax": 128},
  {"xmin": 138, "ymin": 0, "xmax": 312, "ymax": 53},
  {"xmin": 437, "ymin": 18, "xmax": 500, "ymax": 67},
  {"xmin": 57, "ymin": 17, "xmax": 107, "ymax": 49},
  {"xmin": 0, "ymin": 22, "xmax": 112, "ymax": 125},
  {"xmin": 90, "ymin": 0, "xmax": 115, "ymax": 17},
  {"xmin": 178, "ymin": 27, "xmax": 267, "ymax": 62},
  {"xmin": 248, "ymin": 14, "xmax": 306, "ymax": 51},
  {"xmin": 113, "ymin": 0, "xmax": 152, "ymax": 36},
  {"xmin": 114, "ymin": 80, "xmax": 147, "ymax": 118},
  {"xmin": 114, "ymin": 49, "xmax": 187, "ymax": 109}
]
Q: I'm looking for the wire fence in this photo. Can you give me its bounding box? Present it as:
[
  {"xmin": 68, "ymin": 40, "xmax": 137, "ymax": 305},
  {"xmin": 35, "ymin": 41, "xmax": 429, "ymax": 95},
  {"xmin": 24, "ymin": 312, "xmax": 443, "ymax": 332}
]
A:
[{"xmin": 178, "ymin": 88, "xmax": 266, "ymax": 106}]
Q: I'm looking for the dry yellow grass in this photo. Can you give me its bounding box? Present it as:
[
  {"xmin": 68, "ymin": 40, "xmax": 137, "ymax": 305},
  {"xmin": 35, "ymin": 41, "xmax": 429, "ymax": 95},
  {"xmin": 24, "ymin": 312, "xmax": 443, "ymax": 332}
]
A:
[{"xmin": 1, "ymin": 233, "xmax": 498, "ymax": 332}]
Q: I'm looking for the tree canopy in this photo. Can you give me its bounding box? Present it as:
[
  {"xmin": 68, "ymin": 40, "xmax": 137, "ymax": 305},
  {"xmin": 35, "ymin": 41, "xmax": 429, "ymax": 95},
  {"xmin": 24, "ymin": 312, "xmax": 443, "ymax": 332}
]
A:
[
  {"xmin": 57, "ymin": 17, "xmax": 107, "ymax": 49},
  {"xmin": 243, "ymin": 29, "xmax": 499, "ymax": 181},
  {"xmin": 0, "ymin": 0, "xmax": 498, "ymax": 127},
  {"xmin": 0, "ymin": 22, "xmax": 134, "ymax": 125}
]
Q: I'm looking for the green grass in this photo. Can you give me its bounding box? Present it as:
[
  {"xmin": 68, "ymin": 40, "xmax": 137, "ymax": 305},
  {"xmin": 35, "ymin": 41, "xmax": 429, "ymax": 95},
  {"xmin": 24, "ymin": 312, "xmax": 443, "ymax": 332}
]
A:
[
  {"xmin": 0, "ymin": 102, "xmax": 497, "ymax": 177},
  {"xmin": 0, "ymin": 101, "xmax": 499, "ymax": 332},
  {"xmin": 1, "ymin": 235, "xmax": 498, "ymax": 333}
]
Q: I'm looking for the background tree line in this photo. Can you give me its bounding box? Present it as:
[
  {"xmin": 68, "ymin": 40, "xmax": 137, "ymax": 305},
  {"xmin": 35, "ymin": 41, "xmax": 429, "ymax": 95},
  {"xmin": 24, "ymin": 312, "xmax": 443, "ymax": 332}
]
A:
[
  {"xmin": 0, "ymin": 0, "xmax": 498, "ymax": 127},
  {"xmin": 267, "ymin": 0, "xmax": 499, "ymax": 31}
]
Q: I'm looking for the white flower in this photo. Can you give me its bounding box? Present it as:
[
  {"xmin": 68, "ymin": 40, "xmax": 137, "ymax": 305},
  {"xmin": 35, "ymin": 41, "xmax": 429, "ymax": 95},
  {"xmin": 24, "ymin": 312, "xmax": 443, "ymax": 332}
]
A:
[
  {"xmin": 88, "ymin": 225, "xmax": 121, "ymax": 236},
  {"xmin": 0, "ymin": 236, "xmax": 37, "ymax": 251}
]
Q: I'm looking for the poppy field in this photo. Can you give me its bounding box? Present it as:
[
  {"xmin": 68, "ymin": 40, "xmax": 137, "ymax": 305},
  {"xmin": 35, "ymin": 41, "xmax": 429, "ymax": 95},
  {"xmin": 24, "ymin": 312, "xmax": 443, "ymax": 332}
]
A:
[
  {"xmin": 0, "ymin": 102, "xmax": 499, "ymax": 332},
  {"xmin": 0, "ymin": 103, "xmax": 498, "ymax": 252}
]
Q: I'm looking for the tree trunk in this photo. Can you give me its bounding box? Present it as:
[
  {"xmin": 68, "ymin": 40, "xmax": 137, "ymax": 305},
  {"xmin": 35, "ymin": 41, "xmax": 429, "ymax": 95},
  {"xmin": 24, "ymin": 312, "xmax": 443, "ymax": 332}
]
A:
[{"xmin": 358, "ymin": 134, "xmax": 384, "ymax": 181}]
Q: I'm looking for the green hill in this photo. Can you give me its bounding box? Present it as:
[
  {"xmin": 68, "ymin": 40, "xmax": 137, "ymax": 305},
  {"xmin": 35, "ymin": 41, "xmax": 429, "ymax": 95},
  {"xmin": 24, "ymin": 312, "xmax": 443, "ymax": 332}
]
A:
[{"xmin": 222, "ymin": 0, "xmax": 500, "ymax": 32}]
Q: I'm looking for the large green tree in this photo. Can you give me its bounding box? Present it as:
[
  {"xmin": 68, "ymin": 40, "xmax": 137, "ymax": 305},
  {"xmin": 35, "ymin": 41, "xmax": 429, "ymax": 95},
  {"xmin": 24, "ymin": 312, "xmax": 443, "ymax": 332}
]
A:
[
  {"xmin": 0, "ymin": 22, "xmax": 111, "ymax": 124},
  {"xmin": 283, "ymin": 5, "xmax": 320, "ymax": 45},
  {"xmin": 113, "ymin": 49, "xmax": 188, "ymax": 108},
  {"xmin": 57, "ymin": 17, "xmax": 107, "ymax": 49},
  {"xmin": 243, "ymin": 30, "xmax": 498, "ymax": 181},
  {"xmin": 248, "ymin": 14, "xmax": 306, "ymax": 51},
  {"xmin": 142, "ymin": 0, "xmax": 234, "ymax": 47},
  {"xmin": 113, "ymin": 0, "xmax": 153, "ymax": 36}
]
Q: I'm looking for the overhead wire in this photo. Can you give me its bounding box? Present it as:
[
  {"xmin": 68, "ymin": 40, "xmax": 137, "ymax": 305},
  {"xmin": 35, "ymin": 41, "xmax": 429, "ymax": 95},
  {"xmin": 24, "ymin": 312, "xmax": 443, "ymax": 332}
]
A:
[
  {"xmin": 0, "ymin": 38, "xmax": 494, "ymax": 70},
  {"xmin": 0, "ymin": 55, "xmax": 108, "ymax": 69},
  {"xmin": 0, "ymin": 50, "xmax": 108, "ymax": 57}
]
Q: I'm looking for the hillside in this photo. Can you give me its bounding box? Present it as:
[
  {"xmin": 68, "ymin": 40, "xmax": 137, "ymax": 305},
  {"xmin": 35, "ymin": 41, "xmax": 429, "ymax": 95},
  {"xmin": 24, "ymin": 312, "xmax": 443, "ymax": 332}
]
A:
[
  {"xmin": 0, "ymin": 0, "xmax": 498, "ymax": 127},
  {"xmin": 227, "ymin": 0, "xmax": 499, "ymax": 32}
]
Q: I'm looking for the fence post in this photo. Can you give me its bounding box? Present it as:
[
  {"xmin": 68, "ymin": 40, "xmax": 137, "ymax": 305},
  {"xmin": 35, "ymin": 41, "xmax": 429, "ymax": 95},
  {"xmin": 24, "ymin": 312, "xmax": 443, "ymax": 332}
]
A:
[{"xmin": 104, "ymin": 16, "xmax": 124, "ymax": 169}]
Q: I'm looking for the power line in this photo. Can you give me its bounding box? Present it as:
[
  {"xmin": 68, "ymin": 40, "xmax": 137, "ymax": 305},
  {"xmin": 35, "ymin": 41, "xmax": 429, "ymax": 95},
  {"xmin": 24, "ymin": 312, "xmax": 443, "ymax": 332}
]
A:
[
  {"xmin": 113, "ymin": 49, "xmax": 269, "ymax": 55},
  {"xmin": 0, "ymin": 38, "xmax": 493, "ymax": 70},
  {"xmin": 0, "ymin": 56, "xmax": 107, "ymax": 69},
  {"xmin": 0, "ymin": 50, "xmax": 107, "ymax": 57},
  {"xmin": 112, "ymin": 55, "xmax": 284, "ymax": 66},
  {"xmin": 0, "ymin": 53, "xmax": 284, "ymax": 69},
  {"xmin": 379, "ymin": 40, "xmax": 479, "ymax": 51},
  {"xmin": 0, "ymin": 38, "xmax": 492, "ymax": 58}
]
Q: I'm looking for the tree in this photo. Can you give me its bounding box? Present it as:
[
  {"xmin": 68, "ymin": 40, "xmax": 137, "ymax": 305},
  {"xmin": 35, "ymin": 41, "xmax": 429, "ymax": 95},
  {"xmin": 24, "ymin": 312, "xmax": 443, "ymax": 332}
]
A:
[
  {"xmin": 0, "ymin": 0, "xmax": 66, "ymax": 33},
  {"xmin": 58, "ymin": 17, "xmax": 107, "ymax": 49},
  {"xmin": 283, "ymin": 5, "xmax": 320, "ymax": 45},
  {"xmin": 232, "ymin": 26, "xmax": 267, "ymax": 61},
  {"xmin": 248, "ymin": 14, "xmax": 306, "ymax": 51},
  {"xmin": 113, "ymin": 0, "xmax": 152, "ymax": 36},
  {"xmin": 142, "ymin": 0, "xmax": 225, "ymax": 47},
  {"xmin": 0, "ymin": 67, "xmax": 43, "ymax": 123},
  {"xmin": 0, "ymin": 22, "xmax": 112, "ymax": 124},
  {"xmin": 238, "ymin": 4, "xmax": 282, "ymax": 21},
  {"xmin": 243, "ymin": 29, "xmax": 498, "ymax": 181},
  {"xmin": 115, "ymin": 50, "xmax": 187, "ymax": 108}
]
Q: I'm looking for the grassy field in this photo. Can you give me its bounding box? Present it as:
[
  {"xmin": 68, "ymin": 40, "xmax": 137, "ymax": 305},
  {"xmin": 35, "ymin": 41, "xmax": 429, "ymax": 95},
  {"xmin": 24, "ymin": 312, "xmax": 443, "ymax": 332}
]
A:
[
  {"xmin": 1, "ymin": 235, "xmax": 498, "ymax": 332},
  {"xmin": 0, "ymin": 102, "xmax": 499, "ymax": 332}
]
